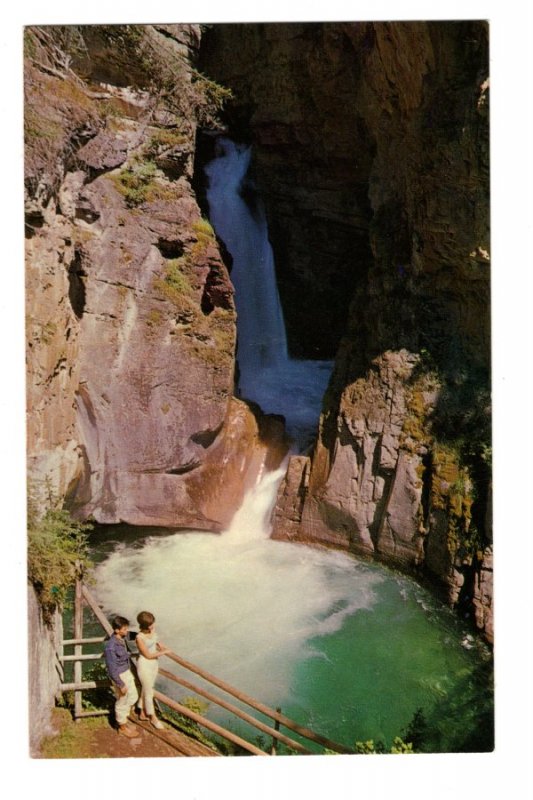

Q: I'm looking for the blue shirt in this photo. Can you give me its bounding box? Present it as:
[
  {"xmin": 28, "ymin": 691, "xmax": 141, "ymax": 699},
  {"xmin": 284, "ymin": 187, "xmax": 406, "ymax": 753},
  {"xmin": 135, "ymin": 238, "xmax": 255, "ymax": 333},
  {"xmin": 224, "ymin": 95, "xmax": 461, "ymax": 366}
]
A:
[{"xmin": 104, "ymin": 634, "xmax": 132, "ymax": 688}]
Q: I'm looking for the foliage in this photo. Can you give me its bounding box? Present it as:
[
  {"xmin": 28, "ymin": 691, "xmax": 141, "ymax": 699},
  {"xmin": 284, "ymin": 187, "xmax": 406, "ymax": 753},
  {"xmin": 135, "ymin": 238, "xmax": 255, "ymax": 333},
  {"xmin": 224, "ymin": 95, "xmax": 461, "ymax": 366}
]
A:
[
  {"xmin": 193, "ymin": 217, "xmax": 215, "ymax": 240},
  {"xmin": 406, "ymin": 661, "xmax": 494, "ymax": 753},
  {"xmin": 159, "ymin": 695, "xmax": 219, "ymax": 751},
  {"xmin": 145, "ymin": 127, "xmax": 188, "ymax": 155},
  {"xmin": 390, "ymin": 737, "xmax": 414, "ymax": 754},
  {"xmin": 74, "ymin": 24, "xmax": 232, "ymax": 127},
  {"xmin": 111, "ymin": 159, "xmax": 158, "ymax": 206},
  {"xmin": 58, "ymin": 660, "xmax": 112, "ymax": 714},
  {"xmin": 164, "ymin": 259, "xmax": 193, "ymax": 295},
  {"xmin": 27, "ymin": 486, "xmax": 92, "ymax": 623},
  {"xmin": 152, "ymin": 258, "xmax": 196, "ymax": 316},
  {"xmin": 402, "ymin": 707, "xmax": 427, "ymax": 751},
  {"xmin": 24, "ymin": 24, "xmax": 232, "ymax": 192},
  {"xmin": 325, "ymin": 736, "xmax": 414, "ymax": 755},
  {"xmin": 81, "ymin": 662, "xmax": 114, "ymax": 712}
]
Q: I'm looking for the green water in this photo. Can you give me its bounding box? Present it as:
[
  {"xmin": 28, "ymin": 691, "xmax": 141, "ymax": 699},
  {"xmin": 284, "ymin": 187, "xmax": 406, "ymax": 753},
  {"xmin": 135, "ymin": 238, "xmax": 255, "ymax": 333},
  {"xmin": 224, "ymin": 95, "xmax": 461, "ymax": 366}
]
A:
[
  {"xmin": 284, "ymin": 571, "xmax": 493, "ymax": 752},
  {"xmin": 91, "ymin": 522, "xmax": 493, "ymax": 754}
]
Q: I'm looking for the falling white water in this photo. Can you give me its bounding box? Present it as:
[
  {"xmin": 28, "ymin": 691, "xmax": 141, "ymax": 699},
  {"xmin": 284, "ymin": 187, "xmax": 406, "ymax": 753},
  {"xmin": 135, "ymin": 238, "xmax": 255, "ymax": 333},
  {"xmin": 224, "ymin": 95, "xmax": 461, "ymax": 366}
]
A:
[
  {"xmin": 205, "ymin": 138, "xmax": 333, "ymax": 451},
  {"xmin": 94, "ymin": 468, "xmax": 382, "ymax": 707},
  {"xmin": 205, "ymin": 139, "xmax": 288, "ymax": 373}
]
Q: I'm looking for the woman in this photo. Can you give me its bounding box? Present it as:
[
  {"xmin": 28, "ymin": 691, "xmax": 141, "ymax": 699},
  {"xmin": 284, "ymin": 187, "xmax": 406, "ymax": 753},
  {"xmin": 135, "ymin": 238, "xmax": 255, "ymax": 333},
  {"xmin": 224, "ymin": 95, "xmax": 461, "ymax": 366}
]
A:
[{"xmin": 135, "ymin": 610, "xmax": 170, "ymax": 729}]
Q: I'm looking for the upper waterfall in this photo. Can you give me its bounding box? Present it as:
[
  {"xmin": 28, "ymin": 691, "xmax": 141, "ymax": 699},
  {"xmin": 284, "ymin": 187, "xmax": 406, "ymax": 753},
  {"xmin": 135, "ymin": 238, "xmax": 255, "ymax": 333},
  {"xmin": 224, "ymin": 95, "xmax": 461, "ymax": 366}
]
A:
[
  {"xmin": 205, "ymin": 138, "xmax": 288, "ymax": 375},
  {"xmin": 205, "ymin": 137, "xmax": 333, "ymax": 452}
]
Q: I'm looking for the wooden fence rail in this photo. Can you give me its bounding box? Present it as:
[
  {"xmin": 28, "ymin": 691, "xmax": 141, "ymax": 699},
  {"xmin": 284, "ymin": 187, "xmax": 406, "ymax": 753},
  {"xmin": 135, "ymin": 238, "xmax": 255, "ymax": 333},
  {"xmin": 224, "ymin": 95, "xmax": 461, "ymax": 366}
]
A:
[{"xmin": 59, "ymin": 577, "xmax": 353, "ymax": 755}]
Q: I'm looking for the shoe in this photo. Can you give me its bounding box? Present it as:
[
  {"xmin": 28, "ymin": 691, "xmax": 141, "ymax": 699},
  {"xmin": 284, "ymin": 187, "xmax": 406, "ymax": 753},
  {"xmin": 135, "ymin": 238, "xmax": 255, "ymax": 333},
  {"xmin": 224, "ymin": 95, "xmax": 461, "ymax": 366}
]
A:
[
  {"xmin": 150, "ymin": 717, "xmax": 165, "ymax": 730},
  {"xmin": 118, "ymin": 724, "xmax": 138, "ymax": 739}
]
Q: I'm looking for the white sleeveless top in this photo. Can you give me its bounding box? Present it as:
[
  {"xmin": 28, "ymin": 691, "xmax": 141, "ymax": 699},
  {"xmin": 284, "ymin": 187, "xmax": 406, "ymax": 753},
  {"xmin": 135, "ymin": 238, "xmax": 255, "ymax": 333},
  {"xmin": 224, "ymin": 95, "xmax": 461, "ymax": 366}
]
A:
[{"xmin": 137, "ymin": 631, "xmax": 158, "ymax": 657}]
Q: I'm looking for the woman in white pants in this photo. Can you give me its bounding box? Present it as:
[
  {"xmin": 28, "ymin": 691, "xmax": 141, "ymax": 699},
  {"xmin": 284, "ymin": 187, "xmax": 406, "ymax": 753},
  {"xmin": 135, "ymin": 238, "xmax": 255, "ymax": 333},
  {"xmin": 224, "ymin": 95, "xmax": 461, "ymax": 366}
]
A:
[{"xmin": 135, "ymin": 611, "xmax": 170, "ymax": 729}]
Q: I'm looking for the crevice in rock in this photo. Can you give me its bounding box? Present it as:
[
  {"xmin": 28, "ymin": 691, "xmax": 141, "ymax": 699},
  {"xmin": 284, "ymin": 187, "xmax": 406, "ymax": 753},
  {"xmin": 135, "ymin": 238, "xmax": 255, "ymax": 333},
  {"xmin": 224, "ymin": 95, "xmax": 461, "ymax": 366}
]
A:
[
  {"xmin": 157, "ymin": 238, "xmax": 185, "ymax": 259},
  {"xmin": 200, "ymin": 262, "xmax": 234, "ymax": 315},
  {"xmin": 165, "ymin": 460, "xmax": 200, "ymax": 475},
  {"xmin": 75, "ymin": 202, "xmax": 100, "ymax": 224},
  {"xmin": 190, "ymin": 423, "xmax": 223, "ymax": 448},
  {"xmin": 67, "ymin": 250, "xmax": 87, "ymax": 319},
  {"xmin": 25, "ymin": 209, "xmax": 45, "ymax": 238}
]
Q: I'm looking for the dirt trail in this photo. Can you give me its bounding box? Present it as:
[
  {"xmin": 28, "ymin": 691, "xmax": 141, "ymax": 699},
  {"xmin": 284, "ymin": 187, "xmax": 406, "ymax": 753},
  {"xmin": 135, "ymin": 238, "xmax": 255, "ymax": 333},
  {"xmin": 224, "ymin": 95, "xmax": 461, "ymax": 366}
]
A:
[{"xmin": 38, "ymin": 709, "xmax": 221, "ymax": 759}]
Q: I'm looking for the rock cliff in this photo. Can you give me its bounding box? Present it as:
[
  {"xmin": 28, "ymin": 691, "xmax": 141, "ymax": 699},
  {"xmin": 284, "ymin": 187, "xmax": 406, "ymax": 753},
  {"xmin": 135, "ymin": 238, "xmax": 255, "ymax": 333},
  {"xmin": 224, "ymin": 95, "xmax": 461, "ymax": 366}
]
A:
[
  {"xmin": 27, "ymin": 586, "xmax": 63, "ymax": 755},
  {"xmin": 26, "ymin": 22, "xmax": 492, "ymax": 641},
  {"xmin": 201, "ymin": 21, "xmax": 492, "ymax": 640},
  {"xmin": 25, "ymin": 25, "xmax": 287, "ymax": 530}
]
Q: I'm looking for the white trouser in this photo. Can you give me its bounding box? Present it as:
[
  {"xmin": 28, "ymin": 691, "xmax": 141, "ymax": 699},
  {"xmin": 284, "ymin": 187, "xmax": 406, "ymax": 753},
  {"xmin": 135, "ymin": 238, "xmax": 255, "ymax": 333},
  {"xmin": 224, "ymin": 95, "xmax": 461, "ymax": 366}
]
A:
[
  {"xmin": 136, "ymin": 657, "xmax": 159, "ymax": 717},
  {"xmin": 113, "ymin": 669, "xmax": 138, "ymax": 725}
]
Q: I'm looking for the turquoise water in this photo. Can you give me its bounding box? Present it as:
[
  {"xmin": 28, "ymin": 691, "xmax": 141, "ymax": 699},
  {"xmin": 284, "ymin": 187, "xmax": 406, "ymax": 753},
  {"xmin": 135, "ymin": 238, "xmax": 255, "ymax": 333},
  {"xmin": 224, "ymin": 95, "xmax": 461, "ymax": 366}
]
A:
[
  {"xmin": 91, "ymin": 509, "xmax": 492, "ymax": 754},
  {"xmin": 284, "ymin": 569, "xmax": 493, "ymax": 752}
]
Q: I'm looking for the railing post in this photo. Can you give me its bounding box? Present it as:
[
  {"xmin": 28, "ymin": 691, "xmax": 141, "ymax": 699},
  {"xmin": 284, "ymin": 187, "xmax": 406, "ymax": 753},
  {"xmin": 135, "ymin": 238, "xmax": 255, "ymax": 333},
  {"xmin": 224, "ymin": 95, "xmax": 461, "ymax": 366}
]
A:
[
  {"xmin": 271, "ymin": 707, "xmax": 281, "ymax": 755},
  {"xmin": 73, "ymin": 563, "xmax": 84, "ymax": 722}
]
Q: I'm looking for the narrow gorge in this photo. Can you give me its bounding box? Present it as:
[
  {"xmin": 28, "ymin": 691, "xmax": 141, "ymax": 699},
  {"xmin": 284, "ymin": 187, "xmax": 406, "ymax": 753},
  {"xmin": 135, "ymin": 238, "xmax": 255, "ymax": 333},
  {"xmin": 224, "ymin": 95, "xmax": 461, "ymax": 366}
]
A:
[{"xmin": 25, "ymin": 22, "xmax": 491, "ymax": 754}]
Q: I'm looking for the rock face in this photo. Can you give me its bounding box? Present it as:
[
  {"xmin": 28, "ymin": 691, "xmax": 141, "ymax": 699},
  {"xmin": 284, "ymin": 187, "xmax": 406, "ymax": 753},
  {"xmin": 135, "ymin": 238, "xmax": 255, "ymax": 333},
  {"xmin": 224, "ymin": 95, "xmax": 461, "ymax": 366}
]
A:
[
  {"xmin": 201, "ymin": 21, "xmax": 492, "ymax": 640},
  {"xmin": 27, "ymin": 587, "xmax": 63, "ymax": 756},
  {"xmin": 25, "ymin": 25, "xmax": 287, "ymax": 528},
  {"xmin": 273, "ymin": 350, "xmax": 431, "ymax": 564}
]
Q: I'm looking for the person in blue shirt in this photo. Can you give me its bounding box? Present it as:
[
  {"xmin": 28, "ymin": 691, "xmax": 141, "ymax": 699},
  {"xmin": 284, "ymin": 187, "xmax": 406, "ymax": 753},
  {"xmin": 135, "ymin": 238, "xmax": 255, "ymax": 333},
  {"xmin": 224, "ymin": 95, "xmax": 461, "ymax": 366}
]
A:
[{"xmin": 104, "ymin": 615, "xmax": 139, "ymax": 738}]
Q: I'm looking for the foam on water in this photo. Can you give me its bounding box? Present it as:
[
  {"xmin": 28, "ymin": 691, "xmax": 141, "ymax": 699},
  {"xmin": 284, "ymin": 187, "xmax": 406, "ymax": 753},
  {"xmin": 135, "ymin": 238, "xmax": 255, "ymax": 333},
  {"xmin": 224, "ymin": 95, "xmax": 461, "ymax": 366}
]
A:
[{"xmin": 94, "ymin": 470, "xmax": 382, "ymax": 706}]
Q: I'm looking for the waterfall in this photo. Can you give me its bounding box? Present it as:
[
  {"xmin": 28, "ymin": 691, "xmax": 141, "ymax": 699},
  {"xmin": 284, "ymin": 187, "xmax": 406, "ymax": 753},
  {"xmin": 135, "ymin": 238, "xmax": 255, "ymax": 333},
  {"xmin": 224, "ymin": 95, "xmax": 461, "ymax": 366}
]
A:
[
  {"xmin": 205, "ymin": 137, "xmax": 332, "ymax": 452},
  {"xmin": 204, "ymin": 138, "xmax": 288, "ymax": 373},
  {"xmin": 93, "ymin": 138, "xmax": 492, "ymax": 751}
]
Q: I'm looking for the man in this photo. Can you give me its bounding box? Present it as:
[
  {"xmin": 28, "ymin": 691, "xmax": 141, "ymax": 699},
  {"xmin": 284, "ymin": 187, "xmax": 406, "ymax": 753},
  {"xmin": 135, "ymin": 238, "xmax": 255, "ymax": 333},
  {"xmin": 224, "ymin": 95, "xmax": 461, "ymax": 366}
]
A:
[{"xmin": 104, "ymin": 615, "xmax": 139, "ymax": 738}]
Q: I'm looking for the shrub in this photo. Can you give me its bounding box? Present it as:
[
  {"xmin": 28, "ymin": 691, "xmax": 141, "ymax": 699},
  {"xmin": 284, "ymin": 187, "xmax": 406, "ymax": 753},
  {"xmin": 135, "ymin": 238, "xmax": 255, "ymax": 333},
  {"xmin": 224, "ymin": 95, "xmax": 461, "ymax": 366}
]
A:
[
  {"xmin": 111, "ymin": 159, "xmax": 158, "ymax": 206},
  {"xmin": 160, "ymin": 695, "xmax": 218, "ymax": 751},
  {"xmin": 27, "ymin": 488, "xmax": 92, "ymax": 624},
  {"xmin": 153, "ymin": 259, "xmax": 196, "ymax": 315}
]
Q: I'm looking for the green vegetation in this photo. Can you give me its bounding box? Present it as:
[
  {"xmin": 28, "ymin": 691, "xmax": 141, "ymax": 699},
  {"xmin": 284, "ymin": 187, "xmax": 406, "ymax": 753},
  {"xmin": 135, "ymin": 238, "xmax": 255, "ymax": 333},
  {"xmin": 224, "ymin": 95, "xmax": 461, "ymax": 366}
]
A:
[
  {"xmin": 111, "ymin": 159, "xmax": 158, "ymax": 206},
  {"xmin": 160, "ymin": 696, "xmax": 219, "ymax": 751},
  {"xmin": 164, "ymin": 259, "xmax": 193, "ymax": 295},
  {"xmin": 431, "ymin": 443, "xmax": 478, "ymax": 562},
  {"xmin": 193, "ymin": 217, "xmax": 215, "ymax": 241},
  {"xmin": 27, "ymin": 487, "xmax": 92, "ymax": 623},
  {"xmin": 146, "ymin": 308, "xmax": 163, "ymax": 328},
  {"xmin": 24, "ymin": 25, "xmax": 232, "ymax": 190},
  {"xmin": 354, "ymin": 738, "xmax": 413, "ymax": 754},
  {"xmin": 57, "ymin": 661, "xmax": 112, "ymax": 716},
  {"xmin": 40, "ymin": 708, "xmax": 108, "ymax": 759},
  {"xmin": 153, "ymin": 258, "xmax": 196, "ymax": 315},
  {"xmin": 400, "ymin": 349, "xmax": 491, "ymax": 561},
  {"xmin": 71, "ymin": 24, "xmax": 232, "ymax": 127},
  {"xmin": 146, "ymin": 127, "xmax": 188, "ymax": 155},
  {"xmin": 111, "ymin": 156, "xmax": 185, "ymax": 207}
]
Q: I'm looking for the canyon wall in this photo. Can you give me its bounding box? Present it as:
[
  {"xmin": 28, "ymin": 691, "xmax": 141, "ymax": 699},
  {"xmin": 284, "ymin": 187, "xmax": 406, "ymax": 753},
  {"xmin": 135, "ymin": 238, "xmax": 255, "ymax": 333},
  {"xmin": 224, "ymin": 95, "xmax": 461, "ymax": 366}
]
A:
[
  {"xmin": 25, "ymin": 25, "xmax": 287, "ymax": 532},
  {"xmin": 201, "ymin": 22, "xmax": 492, "ymax": 639},
  {"xmin": 26, "ymin": 19, "xmax": 492, "ymax": 676},
  {"xmin": 27, "ymin": 586, "xmax": 63, "ymax": 755}
]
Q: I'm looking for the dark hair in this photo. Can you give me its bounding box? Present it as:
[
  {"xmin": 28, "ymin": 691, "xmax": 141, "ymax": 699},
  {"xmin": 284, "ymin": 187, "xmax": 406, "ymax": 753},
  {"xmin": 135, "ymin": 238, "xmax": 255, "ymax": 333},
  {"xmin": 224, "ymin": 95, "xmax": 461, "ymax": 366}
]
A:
[
  {"xmin": 137, "ymin": 610, "xmax": 155, "ymax": 631},
  {"xmin": 111, "ymin": 615, "xmax": 129, "ymax": 631}
]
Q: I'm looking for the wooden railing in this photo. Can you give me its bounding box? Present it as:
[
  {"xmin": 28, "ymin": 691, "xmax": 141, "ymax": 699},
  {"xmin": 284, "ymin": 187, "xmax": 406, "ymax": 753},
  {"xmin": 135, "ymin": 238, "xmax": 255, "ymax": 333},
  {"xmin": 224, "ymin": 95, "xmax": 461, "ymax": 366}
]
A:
[{"xmin": 59, "ymin": 578, "xmax": 353, "ymax": 755}]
